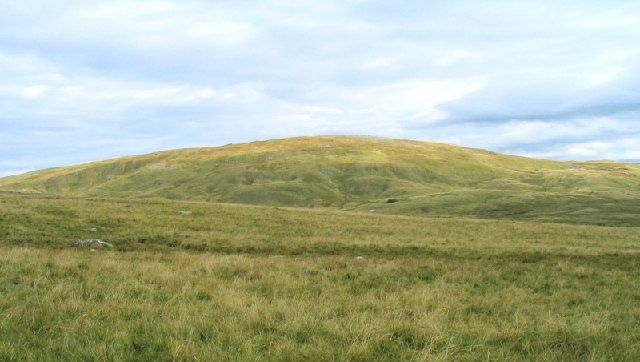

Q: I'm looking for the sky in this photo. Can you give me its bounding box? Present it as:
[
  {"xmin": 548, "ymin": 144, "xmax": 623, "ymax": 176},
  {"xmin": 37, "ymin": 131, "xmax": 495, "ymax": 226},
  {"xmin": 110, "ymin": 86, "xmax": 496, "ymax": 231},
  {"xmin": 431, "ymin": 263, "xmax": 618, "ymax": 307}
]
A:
[{"xmin": 1, "ymin": 0, "xmax": 640, "ymax": 176}]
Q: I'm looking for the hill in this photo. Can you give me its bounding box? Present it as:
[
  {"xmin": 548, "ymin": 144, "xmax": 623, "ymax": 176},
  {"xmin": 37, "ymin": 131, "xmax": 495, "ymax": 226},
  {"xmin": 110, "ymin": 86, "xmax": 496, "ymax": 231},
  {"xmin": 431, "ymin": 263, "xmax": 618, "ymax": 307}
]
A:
[{"xmin": 2, "ymin": 136, "xmax": 640, "ymax": 225}]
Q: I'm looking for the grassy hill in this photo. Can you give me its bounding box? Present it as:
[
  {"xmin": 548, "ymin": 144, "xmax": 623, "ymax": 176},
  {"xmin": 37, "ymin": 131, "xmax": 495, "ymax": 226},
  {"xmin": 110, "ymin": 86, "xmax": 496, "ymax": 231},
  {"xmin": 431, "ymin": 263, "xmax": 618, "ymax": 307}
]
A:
[
  {"xmin": 2, "ymin": 136, "xmax": 640, "ymax": 225},
  {"xmin": 2, "ymin": 136, "xmax": 639, "ymax": 359}
]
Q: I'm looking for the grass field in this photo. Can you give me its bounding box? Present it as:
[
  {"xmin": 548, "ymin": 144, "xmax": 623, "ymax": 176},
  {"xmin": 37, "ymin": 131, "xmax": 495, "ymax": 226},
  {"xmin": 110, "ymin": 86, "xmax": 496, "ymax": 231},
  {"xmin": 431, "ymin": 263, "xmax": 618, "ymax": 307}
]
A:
[{"xmin": 1, "ymin": 194, "xmax": 639, "ymax": 360}]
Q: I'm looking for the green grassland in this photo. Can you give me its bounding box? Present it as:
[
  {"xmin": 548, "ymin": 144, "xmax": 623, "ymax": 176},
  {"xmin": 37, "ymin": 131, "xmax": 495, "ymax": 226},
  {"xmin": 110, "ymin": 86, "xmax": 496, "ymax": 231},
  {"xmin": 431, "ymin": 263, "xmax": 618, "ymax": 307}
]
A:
[
  {"xmin": 1, "ymin": 136, "xmax": 640, "ymax": 360},
  {"xmin": 2, "ymin": 136, "xmax": 639, "ymax": 226},
  {"xmin": 1, "ymin": 194, "xmax": 640, "ymax": 360}
]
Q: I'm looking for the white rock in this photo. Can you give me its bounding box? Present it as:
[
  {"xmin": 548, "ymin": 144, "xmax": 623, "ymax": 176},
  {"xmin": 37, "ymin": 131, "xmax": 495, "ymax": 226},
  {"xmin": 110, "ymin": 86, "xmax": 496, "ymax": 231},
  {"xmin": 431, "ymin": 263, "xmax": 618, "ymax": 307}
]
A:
[{"xmin": 73, "ymin": 239, "xmax": 114, "ymax": 248}]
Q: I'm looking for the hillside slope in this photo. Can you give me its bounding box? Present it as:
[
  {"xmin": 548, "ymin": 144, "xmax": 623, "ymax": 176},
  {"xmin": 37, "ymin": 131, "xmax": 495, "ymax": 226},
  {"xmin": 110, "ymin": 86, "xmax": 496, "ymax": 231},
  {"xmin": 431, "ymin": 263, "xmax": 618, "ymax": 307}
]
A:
[{"xmin": 2, "ymin": 136, "xmax": 640, "ymax": 225}]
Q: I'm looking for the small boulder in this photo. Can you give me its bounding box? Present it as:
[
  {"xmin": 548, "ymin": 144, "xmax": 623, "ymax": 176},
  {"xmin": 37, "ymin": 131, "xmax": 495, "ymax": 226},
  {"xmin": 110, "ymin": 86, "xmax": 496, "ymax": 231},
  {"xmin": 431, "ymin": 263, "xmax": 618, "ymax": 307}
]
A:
[{"xmin": 73, "ymin": 239, "xmax": 114, "ymax": 248}]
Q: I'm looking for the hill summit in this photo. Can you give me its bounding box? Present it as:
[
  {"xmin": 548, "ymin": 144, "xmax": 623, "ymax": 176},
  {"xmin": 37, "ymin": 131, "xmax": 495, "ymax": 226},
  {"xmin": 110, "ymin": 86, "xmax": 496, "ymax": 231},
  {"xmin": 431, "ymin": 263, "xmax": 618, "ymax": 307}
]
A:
[{"xmin": 2, "ymin": 136, "xmax": 639, "ymax": 225}]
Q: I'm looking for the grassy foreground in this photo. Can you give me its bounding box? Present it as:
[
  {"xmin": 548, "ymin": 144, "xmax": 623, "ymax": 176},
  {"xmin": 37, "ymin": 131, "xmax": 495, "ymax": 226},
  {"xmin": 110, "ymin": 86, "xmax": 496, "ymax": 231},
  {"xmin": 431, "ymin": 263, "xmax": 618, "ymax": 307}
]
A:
[{"xmin": 1, "ymin": 194, "xmax": 640, "ymax": 360}]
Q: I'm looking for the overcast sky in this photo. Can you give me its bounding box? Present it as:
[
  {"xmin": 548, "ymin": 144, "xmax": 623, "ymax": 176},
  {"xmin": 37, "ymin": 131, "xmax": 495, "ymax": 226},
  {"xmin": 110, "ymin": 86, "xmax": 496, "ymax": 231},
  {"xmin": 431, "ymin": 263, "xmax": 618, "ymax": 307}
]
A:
[{"xmin": 1, "ymin": 0, "xmax": 640, "ymax": 175}]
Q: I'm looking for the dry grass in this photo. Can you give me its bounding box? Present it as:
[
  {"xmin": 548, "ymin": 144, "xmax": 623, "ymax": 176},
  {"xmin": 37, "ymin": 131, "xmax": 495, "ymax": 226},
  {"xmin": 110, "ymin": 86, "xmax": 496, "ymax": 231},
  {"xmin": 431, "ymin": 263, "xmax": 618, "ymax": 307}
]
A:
[
  {"xmin": 1, "ymin": 247, "xmax": 638, "ymax": 360},
  {"xmin": 2, "ymin": 194, "xmax": 640, "ymax": 255},
  {"xmin": 1, "ymin": 194, "xmax": 639, "ymax": 360}
]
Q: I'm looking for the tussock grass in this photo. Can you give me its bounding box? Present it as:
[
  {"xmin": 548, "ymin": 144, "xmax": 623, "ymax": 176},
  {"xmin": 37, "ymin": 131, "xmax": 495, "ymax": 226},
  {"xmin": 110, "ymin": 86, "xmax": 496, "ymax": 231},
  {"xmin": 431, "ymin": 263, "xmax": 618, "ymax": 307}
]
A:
[
  {"xmin": 1, "ymin": 194, "xmax": 640, "ymax": 359},
  {"xmin": 1, "ymin": 247, "xmax": 638, "ymax": 360}
]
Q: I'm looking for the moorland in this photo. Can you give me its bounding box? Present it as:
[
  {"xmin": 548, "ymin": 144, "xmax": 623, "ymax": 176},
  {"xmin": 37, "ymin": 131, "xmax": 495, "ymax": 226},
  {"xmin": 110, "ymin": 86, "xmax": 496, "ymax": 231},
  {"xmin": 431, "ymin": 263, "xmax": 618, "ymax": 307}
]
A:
[{"xmin": 1, "ymin": 136, "xmax": 639, "ymax": 360}]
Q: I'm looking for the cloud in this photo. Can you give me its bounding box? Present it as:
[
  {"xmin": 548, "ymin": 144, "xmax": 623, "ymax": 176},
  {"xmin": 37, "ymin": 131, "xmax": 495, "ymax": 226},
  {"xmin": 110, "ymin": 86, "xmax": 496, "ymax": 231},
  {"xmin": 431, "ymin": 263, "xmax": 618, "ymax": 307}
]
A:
[
  {"xmin": 0, "ymin": 0, "xmax": 639, "ymax": 175},
  {"xmin": 511, "ymin": 137, "xmax": 640, "ymax": 161}
]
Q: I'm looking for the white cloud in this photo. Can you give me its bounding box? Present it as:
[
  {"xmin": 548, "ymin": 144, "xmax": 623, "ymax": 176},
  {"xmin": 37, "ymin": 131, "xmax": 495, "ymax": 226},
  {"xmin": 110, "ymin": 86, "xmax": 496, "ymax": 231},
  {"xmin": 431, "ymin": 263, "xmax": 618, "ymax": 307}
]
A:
[
  {"xmin": 2, "ymin": 1, "xmax": 256, "ymax": 49},
  {"xmin": 0, "ymin": 0, "xmax": 639, "ymax": 174},
  {"xmin": 0, "ymin": 52, "xmax": 263, "ymax": 119},
  {"xmin": 435, "ymin": 50, "xmax": 487, "ymax": 66},
  {"xmin": 346, "ymin": 78, "xmax": 485, "ymax": 126},
  {"xmin": 517, "ymin": 137, "xmax": 640, "ymax": 161}
]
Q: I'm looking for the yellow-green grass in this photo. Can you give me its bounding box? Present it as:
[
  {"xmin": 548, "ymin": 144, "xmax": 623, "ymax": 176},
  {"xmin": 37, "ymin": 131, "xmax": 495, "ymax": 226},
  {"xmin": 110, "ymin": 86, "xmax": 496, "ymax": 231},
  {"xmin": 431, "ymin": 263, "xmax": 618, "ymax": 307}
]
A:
[
  {"xmin": 2, "ymin": 136, "xmax": 639, "ymax": 226},
  {"xmin": 1, "ymin": 194, "xmax": 640, "ymax": 359},
  {"xmin": 2, "ymin": 194, "xmax": 640, "ymax": 255},
  {"xmin": 1, "ymin": 247, "xmax": 638, "ymax": 361}
]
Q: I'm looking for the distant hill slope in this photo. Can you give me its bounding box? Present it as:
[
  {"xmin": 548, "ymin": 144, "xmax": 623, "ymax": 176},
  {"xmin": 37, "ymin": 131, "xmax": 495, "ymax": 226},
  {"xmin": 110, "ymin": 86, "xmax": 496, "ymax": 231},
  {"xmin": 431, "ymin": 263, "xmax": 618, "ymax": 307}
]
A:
[{"xmin": 2, "ymin": 136, "xmax": 640, "ymax": 225}]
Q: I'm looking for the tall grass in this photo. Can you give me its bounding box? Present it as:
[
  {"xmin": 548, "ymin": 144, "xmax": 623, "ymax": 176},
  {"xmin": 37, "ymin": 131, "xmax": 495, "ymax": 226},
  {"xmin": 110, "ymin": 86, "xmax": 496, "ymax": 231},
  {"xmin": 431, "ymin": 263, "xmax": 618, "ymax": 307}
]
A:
[
  {"xmin": 1, "ymin": 194, "xmax": 639, "ymax": 359},
  {"xmin": 1, "ymin": 247, "xmax": 639, "ymax": 360}
]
